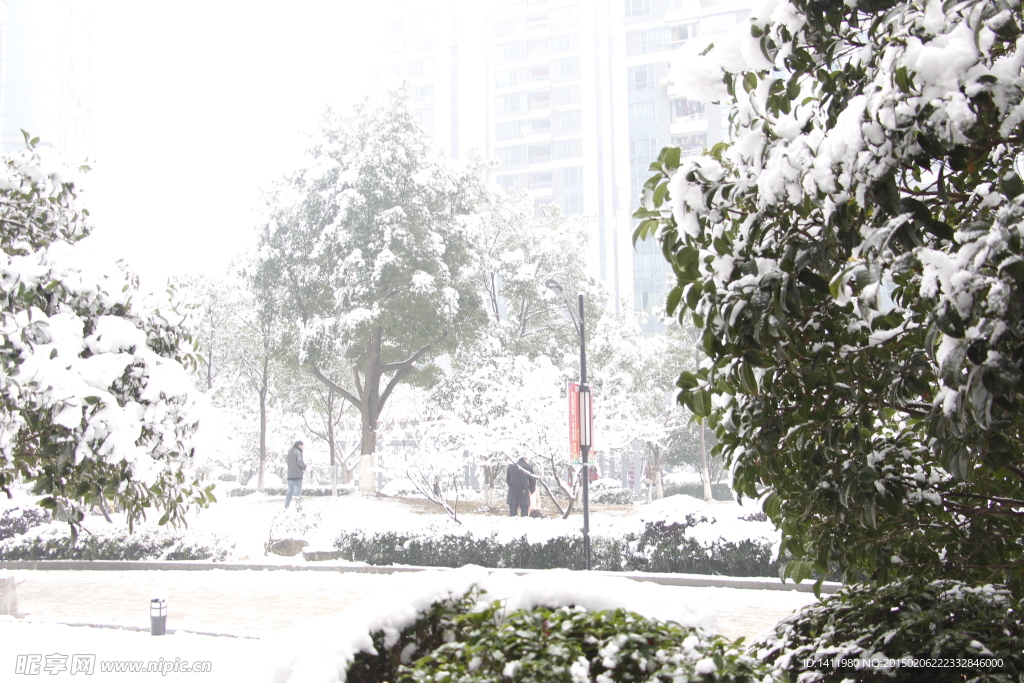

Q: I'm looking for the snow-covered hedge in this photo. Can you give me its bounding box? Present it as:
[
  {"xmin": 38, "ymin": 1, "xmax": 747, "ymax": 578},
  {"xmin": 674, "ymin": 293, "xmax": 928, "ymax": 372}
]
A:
[
  {"xmin": 332, "ymin": 496, "xmax": 779, "ymax": 576},
  {"xmin": 226, "ymin": 485, "xmax": 354, "ymax": 498},
  {"xmin": 0, "ymin": 504, "xmax": 50, "ymax": 541},
  {"xmin": 662, "ymin": 481, "xmax": 735, "ymax": 501},
  {"xmin": 588, "ymin": 478, "xmax": 634, "ymax": 505},
  {"xmin": 272, "ymin": 565, "xmax": 771, "ymax": 683},
  {"xmin": 0, "ymin": 518, "xmax": 233, "ymax": 561},
  {"xmin": 754, "ymin": 578, "xmax": 1024, "ymax": 681}
]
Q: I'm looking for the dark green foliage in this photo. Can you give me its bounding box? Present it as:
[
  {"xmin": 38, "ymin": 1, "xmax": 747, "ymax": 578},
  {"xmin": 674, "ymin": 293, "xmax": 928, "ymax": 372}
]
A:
[
  {"xmin": 641, "ymin": 0, "xmax": 1024, "ymax": 592},
  {"xmin": 348, "ymin": 587, "xmax": 768, "ymax": 683},
  {"xmin": 333, "ymin": 517, "xmax": 779, "ymax": 576},
  {"xmin": 755, "ymin": 578, "xmax": 1024, "ymax": 682},
  {"xmin": 0, "ymin": 505, "xmax": 50, "ymax": 541}
]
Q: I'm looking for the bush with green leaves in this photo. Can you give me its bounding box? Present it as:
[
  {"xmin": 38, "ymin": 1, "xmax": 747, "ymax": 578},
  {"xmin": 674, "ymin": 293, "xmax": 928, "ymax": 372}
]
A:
[
  {"xmin": 347, "ymin": 587, "xmax": 768, "ymax": 683},
  {"xmin": 334, "ymin": 515, "xmax": 778, "ymax": 576},
  {"xmin": 0, "ymin": 520, "xmax": 233, "ymax": 561},
  {"xmin": 638, "ymin": 0, "xmax": 1024, "ymax": 591},
  {"xmin": 0, "ymin": 504, "xmax": 50, "ymax": 541},
  {"xmin": 754, "ymin": 577, "xmax": 1024, "ymax": 682}
]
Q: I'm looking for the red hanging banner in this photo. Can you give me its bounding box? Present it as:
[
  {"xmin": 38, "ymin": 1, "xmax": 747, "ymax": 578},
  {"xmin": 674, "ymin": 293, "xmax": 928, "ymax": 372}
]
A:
[{"xmin": 568, "ymin": 382, "xmax": 580, "ymax": 464}]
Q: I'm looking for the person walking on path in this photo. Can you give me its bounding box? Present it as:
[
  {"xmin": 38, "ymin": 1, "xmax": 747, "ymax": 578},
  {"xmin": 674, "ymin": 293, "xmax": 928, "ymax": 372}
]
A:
[
  {"xmin": 506, "ymin": 457, "xmax": 536, "ymax": 517},
  {"xmin": 285, "ymin": 441, "xmax": 306, "ymax": 509}
]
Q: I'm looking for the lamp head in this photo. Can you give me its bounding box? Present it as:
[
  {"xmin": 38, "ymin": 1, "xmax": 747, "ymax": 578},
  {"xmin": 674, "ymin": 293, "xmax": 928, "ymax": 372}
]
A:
[{"xmin": 545, "ymin": 279, "xmax": 563, "ymax": 295}]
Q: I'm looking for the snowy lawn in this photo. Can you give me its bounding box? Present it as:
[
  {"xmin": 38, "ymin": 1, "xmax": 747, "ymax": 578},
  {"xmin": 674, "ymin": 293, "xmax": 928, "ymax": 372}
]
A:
[{"xmin": 1, "ymin": 566, "xmax": 819, "ymax": 682}]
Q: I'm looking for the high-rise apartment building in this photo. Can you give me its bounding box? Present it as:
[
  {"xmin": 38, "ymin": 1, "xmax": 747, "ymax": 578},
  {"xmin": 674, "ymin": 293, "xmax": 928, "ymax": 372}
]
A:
[
  {"xmin": 367, "ymin": 0, "xmax": 752, "ymax": 331},
  {"xmin": 0, "ymin": 0, "xmax": 92, "ymax": 159}
]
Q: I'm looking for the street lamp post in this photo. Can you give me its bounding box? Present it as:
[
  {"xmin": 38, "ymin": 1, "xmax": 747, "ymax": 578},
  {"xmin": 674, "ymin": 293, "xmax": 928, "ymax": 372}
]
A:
[{"xmin": 546, "ymin": 279, "xmax": 591, "ymax": 571}]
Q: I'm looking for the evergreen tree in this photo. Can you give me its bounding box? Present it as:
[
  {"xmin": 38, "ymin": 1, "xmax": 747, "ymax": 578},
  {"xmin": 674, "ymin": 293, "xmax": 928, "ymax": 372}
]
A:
[
  {"xmin": 256, "ymin": 93, "xmax": 486, "ymax": 492},
  {"xmin": 640, "ymin": 0, "xmax": 1024, "ymax": 590}
]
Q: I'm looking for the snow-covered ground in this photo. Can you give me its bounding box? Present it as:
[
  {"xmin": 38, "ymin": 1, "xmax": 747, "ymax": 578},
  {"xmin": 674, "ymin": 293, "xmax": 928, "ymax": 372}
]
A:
[
  {"xmin": 1, "ymin": 491, "xmax": 816, "ymax": 681},
  {"xmin": 1, "ymin": 567, "xmax": 818, "ymax": 682}
]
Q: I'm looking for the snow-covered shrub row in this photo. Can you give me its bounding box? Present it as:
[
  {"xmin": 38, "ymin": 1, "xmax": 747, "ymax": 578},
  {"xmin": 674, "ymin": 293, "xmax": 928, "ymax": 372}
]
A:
[
  {"xmin": 0, "ymin": 504, "xmax": 50, "ymax": 541},
  {"xmin": 662, "ymin": 481, "xmax": 735, "ymax": 501},
  {"xmin": 0, "ymin": 518, "xmax": 233, "ymax": 561},
  {"xmin": 225, "ymin": 485, "xmax": 354, "ymax": 498},
  {"xmin": 754, "ymin": 578, "xmax": 1024, "ymax": 681},
  {"xmin": 332, "ymin": 497, "xmax": 779, "ymax": 576}
]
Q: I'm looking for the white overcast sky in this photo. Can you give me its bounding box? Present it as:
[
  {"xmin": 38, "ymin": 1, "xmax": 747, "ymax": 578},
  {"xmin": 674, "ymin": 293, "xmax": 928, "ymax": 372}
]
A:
[{"xmin": 80, "ymin": 1, "xmax": 375, "ymax": 287}]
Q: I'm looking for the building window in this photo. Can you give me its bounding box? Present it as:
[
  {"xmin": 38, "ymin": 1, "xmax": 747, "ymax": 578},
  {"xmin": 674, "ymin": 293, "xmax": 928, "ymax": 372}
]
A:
[
  {"xmin": 628, "ymin": 65, "xmax": 655, "ymax": 91},
  {"xmin": 625, "ymin": 0, "xmax": 652, "ymax": 16},
  {"xmin": 553, "ymin": 139, "xmax": 583, "ymax": 160},
  {"xmin": 553, "ymin": 110, "xmax": 582, "ymax": 132},
  {"xmin": 673, "ymin": 132, "xmax": 708, "ymax": 156},
  {"xmin": 551, "ymin": 56, "xmax": 581, "ymax": 79},
  {"xmin": 550, "ymin": 4, "xmax": 580, "ymax": 28},
  {"xmin": 528, "ymin": 65, "xmax": 549, "ymax": 82},
  {"xmin": 528, "ymin": 38, "xmax": 550, "ymax": 56},
  {"xmin": 497, "ymin": 121, "xmax": 519, "ymax": 141},
  {"xmin": 407, "ymin": 34, "xmax": 434, "ymax": 52},
  {"xmin": 503, "ymin": 0, "xmax": 527, "ymax": 8},
  {"xmin": 639, "ymin": 27, "xmax": 669, "ymax": 53},
  {"xmin": 498, "ymin": 174, "xmax": 521, "ymax": 191},
  {"xmin": 498, "ymin": 41, "xmax": 527, "ymax": 62},
  {"xmin": 561, "ymin": 192, "xmax": 584, "ymax": 215},
  {"xmin": 528, "ymin": 90, "xmax": 551, "ymax": 110},
  {"xmin": 529, "ymin": 171, "xmax": 553, "ymax": 190},
  {"xmin": 497, "ymin": 93, "xmax": 526, "ymax": 113},
  {"xmin": 529, "ymin": 144, "xmax": 552, "ymax": 163},
  {"xmin": 496, "ymin": 69, "xmax": 519, "ymax": 89},
  {"xmin": 498, "ymin": 146, "xmax": 528, "ymax": 166},
  {"xmin": 525, "ymin": 13, "xmax": 547, "ymax": 31},
  {"xmin": 404, "ymin": 58, "xmax": 433, "ymax": 78},
  {"xmin": 496, "ymin": 17, "xmax": 522, "ymax": 37},
  {"xmin": 563, "ymin": 166, "xmax": 584, "ymax": 187},
  {"xmin": 550, "ymin": 33, "xmax": 580, "ymax": 53},
  {"xmin": 531, "ymin": 117, "xmax": 551, "ymax": 134},
  {"xmin": 629, "ymin": 101, "xmax": 657, "ymax": 127},
  {"xmin": 413, "ymin": 84, "xmax": 434, "ymax": 103},
  {"xmin": 407, "ymin": 10, "xmax": 432, "ymax": 28},
  {"xmin": 672, "ymin": 98, "xmax": 706, "ymax": 120},
  {"xmin": 415, "ymin": 107, "xmax": 435, "ymax": 129},
  {"xmin": 671, "ymin": 23, "xmax": 698, "ymax": 45},
  {"xmin": 630, "ymin": 138, "xmax": 659, "ymax": 167},
  {"xmin": 552, "ymin": 84, "xmax": 582, "ymax": 106}
]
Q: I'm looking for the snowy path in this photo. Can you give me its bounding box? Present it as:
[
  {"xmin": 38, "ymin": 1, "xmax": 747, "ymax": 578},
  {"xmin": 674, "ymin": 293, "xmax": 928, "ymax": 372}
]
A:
[{"xmin": 5, "ymin": 568, "xmax": 817, "ymax": 641}]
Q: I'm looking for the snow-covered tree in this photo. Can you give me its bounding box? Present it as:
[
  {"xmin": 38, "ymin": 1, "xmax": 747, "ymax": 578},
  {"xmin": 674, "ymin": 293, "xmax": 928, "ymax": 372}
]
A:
[
  {"xmin": 640, "ymin": 0, "xmax": 1024, "ymax": 590},
  {"xmin": 0, "ymin": 138, "xmax": 212, "ymax": 533},
  {"xmin": 256, "ymin": 93, "xmax": 487, "ymax": 492}
]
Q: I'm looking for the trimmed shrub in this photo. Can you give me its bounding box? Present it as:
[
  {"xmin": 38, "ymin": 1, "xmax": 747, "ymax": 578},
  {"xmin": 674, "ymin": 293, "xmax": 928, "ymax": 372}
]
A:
[
  {"xmin": 589, "ymin": 478, "xmax": 634, "ymax": 505},
  {"xmin": 662, "ymin": 481, "xmax": 735, "ymax": 501},
  {"xmin": 348, "ymin": 587, "xmax": 768, "ymax": 683},
  {"xmin": 334, "ymin": 515, "xmax": 779, "ymax": 576},
  {"xmin": 0, "ymin": 522, "xmax": 234, "ymax": 561},
  {"xmin": 226, "ymin": 485, "xmax": 353, "ymax": 498},
  {"xmin": 626, "ymin": 518, "xmax": 780, "ymax": 576},
  {"xmin": 0, "ymin": 505, "xmax": 51, "ymax": 541},
  {"xmin": 754, "ymin": 577, "xmax": 1024, "ymax": 682}
]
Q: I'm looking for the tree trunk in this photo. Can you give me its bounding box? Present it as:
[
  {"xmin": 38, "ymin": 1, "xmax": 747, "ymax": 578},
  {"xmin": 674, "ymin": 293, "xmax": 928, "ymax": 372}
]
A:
[
  {"xmin": 328, "ymin": 390, "xmax": 338, "ymax": 497},
  {"xmin": 653, "ymin": 444, "xmax": 664, "ymax": 500},
  {"xmin": 483, "ymin": 464, "xmax": 501, "ymax": 507},
  {"xmin": 257, "ymin": 387, "xmax": 267, "ymax": 493},
  {"xmin": 699, "ymin": 421, "xmax": 712, "ymax": 502}
]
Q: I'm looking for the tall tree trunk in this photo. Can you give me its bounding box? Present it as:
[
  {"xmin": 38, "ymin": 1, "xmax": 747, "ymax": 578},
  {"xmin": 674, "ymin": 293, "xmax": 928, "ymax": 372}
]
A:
[
  {"xmin": 699, "ymin": 421, "xmax": 712, "ymax": 502},
  {"xmin": 653, "ymin": 444, "xmax": 664, "ymax": 500},
  {"xmin": 258, "ymin": 386, "xmax": 267, "ymax": 493},
  {"xmin": 328, "ymin": 389, "xmax": 338, "ymax": 497}
]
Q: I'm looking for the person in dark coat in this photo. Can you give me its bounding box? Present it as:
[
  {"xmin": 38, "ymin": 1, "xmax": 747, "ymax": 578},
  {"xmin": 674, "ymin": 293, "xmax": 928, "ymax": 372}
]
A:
[
  {"xmin": 285, "ymin": 441, "xmax": 306, "ymax": 509},
  {"xmin": 506, "ymin": 457, "xmax": 536, "ymax": 517}
]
